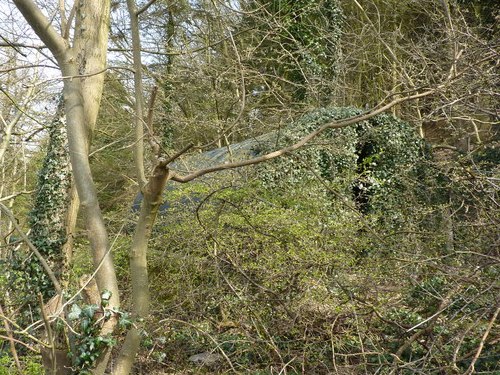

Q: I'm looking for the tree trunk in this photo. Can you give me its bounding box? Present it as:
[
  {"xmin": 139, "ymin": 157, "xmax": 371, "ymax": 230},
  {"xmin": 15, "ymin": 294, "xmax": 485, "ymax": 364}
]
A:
[
  {"xmin": 13, "ymin": 1, "xmax": 119, "ymax": 373},
  {"xmin": 114, "ymin": 163, "xmax": 171, "ymax": 374},
  {"xmin": 114, "ymin": 2, "xmax": 157, "ymax": 371},
  {"xmin": 60, "ymin": 60, "xmax": 119, "ymax": 375}
]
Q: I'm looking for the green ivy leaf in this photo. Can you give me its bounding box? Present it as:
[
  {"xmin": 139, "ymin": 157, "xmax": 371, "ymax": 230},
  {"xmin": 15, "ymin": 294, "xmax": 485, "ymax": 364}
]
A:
[
  {"xmin": 101, "ymin": 290, "xmax": 112, "ymax": 306},
  {"xmin": 82, "ymin": 304, "xmax": 98, "ymax": 319},
  {"xmin": 68, "ymin": 304, "xmax": 82, "ymax": 321}
]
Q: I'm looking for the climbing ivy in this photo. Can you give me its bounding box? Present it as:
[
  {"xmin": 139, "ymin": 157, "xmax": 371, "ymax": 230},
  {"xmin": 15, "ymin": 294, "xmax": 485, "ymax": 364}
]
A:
[
  {"xmin": 256, "ymin": 106, "xmax": 426, "ymax": 216},
  {"xmin": 12, "ymin": 98, "xmax": 71, "ymax": 306},
  {"xmin": 67, "ymin": 291, "xmax": 130, "ymax": 373},
  {"xmin": 356, "ymin": 113, "xmax": 425, "ymax": 215}
]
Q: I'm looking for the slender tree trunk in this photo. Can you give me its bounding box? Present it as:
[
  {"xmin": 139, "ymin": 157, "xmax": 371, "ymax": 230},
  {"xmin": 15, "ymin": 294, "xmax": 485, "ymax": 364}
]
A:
[
  {"xmin": 60, "ymin": 61, "xmax": 119, "ymax": 375},
  {"xmin": 115, "ymin": 163, "xmax": 171, "ymax": 374},
  {"xmin": 62, "ymin": 0, "xmax": 113, "ymax": 297},
  {"xmin": 126, "ymin": 0, "xmax": 147, "ymax": 188},
  {"xmin": 114, "ymin": 1, "xmax": 162, "ymax": 371}
]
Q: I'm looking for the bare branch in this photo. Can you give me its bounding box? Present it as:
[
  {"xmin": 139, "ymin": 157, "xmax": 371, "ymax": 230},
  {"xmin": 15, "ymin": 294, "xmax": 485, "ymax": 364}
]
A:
[
  {"xmin": 58, "ymin": 0, "xmax": 67, "ymax": 37},
  {"xmin": 0, "ymin": 41, "xmax": 45, "ymax": 50},
  {"xmin": 0, "ymin": 35, "xmax": 27, "ymax": 56},
  {"xmin": 63, "ymin": 3, "xmax": 77, "ymax": 40},
  {"xmin": 146, "ymin": 86, "xmax": 161, "ymax": 157},
  {"xmin": 136, "ymin": 0, "xmax": 158, "ymax": 17},
  {"xmin": 163, "ymin": 143, "xmax": 194, "ymax": 166},
  {"xmin": 0, "ymin": 191, "xmax": 34, "ymax": 202},
  {"xmin": 170, "ymin": 87, "xmax": 439, "ymax": 183},
  {"xmin": 12, "ymin": 0, "xmax": 68, "ymax": 62},
  {"xmin": 25, "ymin": 66, "xmax": 135, "ymax": 87},
  {"xmin": 0, "ymin": 64, "xmax": 58, "ymax": 73},
  {"xmin": 464, "ymin": 306, "xmax": 500, "ymax": 375}
]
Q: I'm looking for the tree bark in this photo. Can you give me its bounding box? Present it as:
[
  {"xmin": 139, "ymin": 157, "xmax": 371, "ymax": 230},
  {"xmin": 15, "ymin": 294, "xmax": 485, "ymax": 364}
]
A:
[
  {"xmin": 73, "ymin": 0, "xmax": 111, "ymax": 137},
  {"xmin": 60, "ymin": 58, "xmax": 119, "ymax": 375},
  {"xmin": 115, "ymin": 162, "xmax": 170, "ymax": 374},
  {"xmin": 13, "ymin": 1, "xmax": 119, "ymax": 373},
  {"xmin": 113, "ymin": 2, "xmax": 157, "ymax": 371},
  {"xmin": 126, "ymin": 0, "xmax": 147, "ymax": 188}
]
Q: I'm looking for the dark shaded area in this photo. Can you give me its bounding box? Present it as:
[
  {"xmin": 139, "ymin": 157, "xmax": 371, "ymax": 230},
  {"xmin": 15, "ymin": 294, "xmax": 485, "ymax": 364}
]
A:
[{"xmin": 352, "ymin": 137, "xmax": 376, "ymax": 214}]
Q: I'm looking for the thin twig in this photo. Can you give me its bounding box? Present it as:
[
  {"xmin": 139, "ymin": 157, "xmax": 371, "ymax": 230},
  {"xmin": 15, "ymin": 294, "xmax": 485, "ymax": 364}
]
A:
[
  {"xmin": 0, "ymin": 303, "xmax": 22, "ymax": 371},
  {"xmin": 464, "ymin": 306, "xmax": 500, "ymax": 375},
  {"xmin": 136, "ymin": 0, "xmax": 157, "ymax": 16},
  {"xmin": 163, "ymin": 143, "xmax": 194, "ymax": 166},
  {"xmin": 0, "ymin": 335, "xmax": 39, "ymax": 352}
]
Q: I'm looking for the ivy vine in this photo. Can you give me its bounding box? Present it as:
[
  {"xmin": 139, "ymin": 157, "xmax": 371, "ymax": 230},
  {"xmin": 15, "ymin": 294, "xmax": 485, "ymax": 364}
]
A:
[{"xmin": 10, "ymin": 98, "xmax": 71, "ymax": 314}]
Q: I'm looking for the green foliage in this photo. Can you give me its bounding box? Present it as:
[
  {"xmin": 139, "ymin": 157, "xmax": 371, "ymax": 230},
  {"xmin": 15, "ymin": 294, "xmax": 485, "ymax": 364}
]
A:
[
  {"xmin": 0, "ymin": 355, "xmax": 43, "ymax": 375},
  {"xmin": 29, "ymin": 102, "xmax": 70, "ymax": 274},
  {"xmin": 7, "ymin": 98, "xmax": 71, "ymax": 320},
  {"xmin": 147, "ymin": 163, "xmax": 368, "ymax": 370},
  {"xmin": 66, "ymin": 290, "xmax": 129, "ymax": 373},
  {"xmin": 3, "ymin": 0, "xmax": 496, "ymax": 372},
  {"xmin": 0, "ymin": 355, "xmax": 12, "ymax": 375},
  {"xmin": 266, "ymin": 0, "xmax": 343, "ymax": 97},
  {"xmin": 22, "ymin": 359, "xmax": 44, "ymax": 375},
  {"xmin": 28, "ymin": 99, "xmax": 70, "ymax": 270},
  {"xmin": 257, "ymin": 106, "xmax": 426, "ymax": 221},
  {"xmin": 141, "ymin": 106, "xmax": 497, "ymax": 373},
  {"xmin": 257, "ymin": 107, "xmax": 360, "ymax": 189}
]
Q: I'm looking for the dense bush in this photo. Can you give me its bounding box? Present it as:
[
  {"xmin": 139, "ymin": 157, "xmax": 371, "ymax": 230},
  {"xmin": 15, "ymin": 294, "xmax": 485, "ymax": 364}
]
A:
[
  {"xmin": 129, "ymin": 108, "xmax": 500, "ymax": 373},
  {"xmin": 130, "ymin": 108, "xmax": 490, "ymax": 372}
]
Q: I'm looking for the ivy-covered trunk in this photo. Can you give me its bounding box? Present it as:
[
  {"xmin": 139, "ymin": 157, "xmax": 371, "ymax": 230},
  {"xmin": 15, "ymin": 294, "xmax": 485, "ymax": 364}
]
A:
[
  {"xmin": 13, "ymin": 0, "xmax": 120, "ymax": 373},
  {"xmin": 28, "ymin": 98, "xmax": 71, "ymax": 301},
  {"xmin": 10, "ymin": 98, "xmax": 73, "ymax": 374}
]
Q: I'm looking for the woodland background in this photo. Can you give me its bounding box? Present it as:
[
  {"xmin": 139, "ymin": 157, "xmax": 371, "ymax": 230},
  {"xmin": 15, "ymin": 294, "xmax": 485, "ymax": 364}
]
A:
[{"xmin": 0, "ymin": 0, "xmax": 498, "ymax": 374}]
